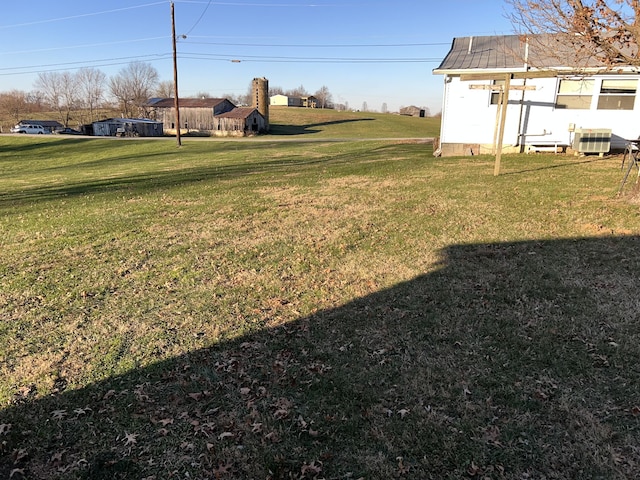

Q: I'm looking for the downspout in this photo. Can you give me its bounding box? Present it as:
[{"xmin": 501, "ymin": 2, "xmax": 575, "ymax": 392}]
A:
[{"xmin": 516, "ymin": 37, "xmax": 530, "ymax": 151}]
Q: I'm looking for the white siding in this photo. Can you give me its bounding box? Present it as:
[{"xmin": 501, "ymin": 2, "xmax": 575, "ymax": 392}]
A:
[{"xmin": 440, "ymin": 74, "xmax": 640, "ymax": 154}]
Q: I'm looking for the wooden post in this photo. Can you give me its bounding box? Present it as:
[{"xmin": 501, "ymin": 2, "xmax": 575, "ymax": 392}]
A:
[
  {"xmin": 469, "ymin": 81, "xmax": 536, "ymax": 175},
  {"xmin": 494, "ymin": 74, "xmax": 511, "ymax": 176},
  {"xmin": 492, "ymin": 88, "xmax": 504, "ymax": 155},
  {"xmin": 171, "ymin": 2, "xmax": 181, "ymax": 147}
]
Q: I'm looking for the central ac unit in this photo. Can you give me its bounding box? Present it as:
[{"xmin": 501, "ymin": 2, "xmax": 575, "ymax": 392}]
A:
[{"xmin": 572, "ymin": 128, "xmax": 612, "ymax": 154}]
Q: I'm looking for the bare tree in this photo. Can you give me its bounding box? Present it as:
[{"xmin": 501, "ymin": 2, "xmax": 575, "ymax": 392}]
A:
[
  {"xmin": 109, "ymin": 61, "xmax": 159, "ymax": 117},
  {"xmin": 269, "ymin": 85, "xmax": 284, "ymax": 96},
  {"xmin": 76, "ymin": 67, "xmax": 106, "ymax": 123},
  {"xmin": 286, "ymin": 85, "xmax": 308, "ymax": 97},
  {"xmin": 0, "ymin": 90, "xmax": 30, "ymax": 124},
  {"xmin": 506, "ymin": 0, "xmax": 640, "ymax": 68},
  {"xmin": 381, "ymin": 102, "xmax": 388, "ymax": 114},
  {"xmin": 193, "ymin": 91, "xmax": 211, "ymax": 98},
  {"xmin": 155, "ymin": 80, "xmax": 174, "ymax": 98},
  {"xmin": 35, "ymin": 71, "xmax": 79, "ymax": 126},
  {"xmin": 314, "ymin": 85, "xmax": 333, "ymax": 108}
]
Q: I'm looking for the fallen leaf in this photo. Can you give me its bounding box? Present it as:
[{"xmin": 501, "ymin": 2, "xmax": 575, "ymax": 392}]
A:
[
  {"xmin": 0, "ymin": 424, "xmax": 11, "ymax": 435},
  {"xmin": 251, "ymin": 423, "xmax": 263, "ymax": 433},
  {"xmin": 467, "ymin": 461, "xmax": 482, "ymax": 476},
  {"xmin": 9, "ymin": 469, "xmax": 24, "ymax": 479},
  {"xmin": 218, "ymin": 432, "xmax": 234, "ymax": 440},
  {"xmin": 159, "ymin": 418, "xmax": 174, "ymax": 426},
  {"xmin": 12, "ymin": 449, "xmax": 28, "ymax": 463},
  {"xmin": 51, "ymin": 410, "xmax": 67, "ymax": 420},
  {"xmin": 123, "ymin": 432, "xmax": 138, "ymax": 446},
  {"xmin": 397, "ymin": 409, "xmax": 410, "ymax": 418}
]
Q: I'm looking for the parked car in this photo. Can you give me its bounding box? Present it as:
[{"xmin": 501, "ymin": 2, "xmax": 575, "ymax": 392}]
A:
[
  {"xmin": 54, "ymin": 128, "xmax": 82, "ymax": 135},
  {"xmin": 10, "ymin": 124, "xmax": 46, "ymax": 134}
]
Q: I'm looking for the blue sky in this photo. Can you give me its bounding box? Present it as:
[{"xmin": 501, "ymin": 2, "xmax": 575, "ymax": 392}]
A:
[{"xmin": 0, "ymin": 1, "xmax": 515, "ymax": 113}]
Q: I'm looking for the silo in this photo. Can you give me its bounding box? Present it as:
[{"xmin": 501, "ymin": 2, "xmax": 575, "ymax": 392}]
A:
[{"xmin": 252, "ymin": 77, "xmax": 269, "ymax": 132}]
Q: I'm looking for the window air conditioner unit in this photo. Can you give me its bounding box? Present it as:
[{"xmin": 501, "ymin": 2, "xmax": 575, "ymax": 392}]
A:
[{"xmin": 572, "ymin": 128, "xmax": 611, "ymax": 154}]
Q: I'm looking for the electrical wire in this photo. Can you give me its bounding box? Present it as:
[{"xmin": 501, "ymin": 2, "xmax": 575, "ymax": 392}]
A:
[
  {"xmin": 0, "ymin": 2, "xmax": 166, "ymax": 29},
  {"xmin": 183, "ymin": 39, "xmax": 450, "ymax": 48},
  {"xmin": 184, "ymin": 0, "xmax": 213, "ymax": 36}
]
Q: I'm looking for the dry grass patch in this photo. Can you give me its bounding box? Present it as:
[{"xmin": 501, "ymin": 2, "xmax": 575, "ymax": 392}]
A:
[{"xmin": 1, "ymin": 138, "xmax": 640, "ymax": 478}]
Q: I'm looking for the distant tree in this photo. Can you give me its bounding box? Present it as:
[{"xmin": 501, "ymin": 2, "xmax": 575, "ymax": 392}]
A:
[
  {"xmin": 193, "ymin": 91, "xmax": 211, "ymax": 98},
  {"xmin": 381, "ymin": 102, "xmax": 388, "ymax": 114},
  {"xmin": 361, "ymin": 101, "xmax": 368, "ymax": 112},
  {"xmin": 155, "ymin": 80, "xmax": 174, "ymax": 98},
  {"xmin": 269, "ymin": 85, "xmax": 284, "ymax": 96},
  {"xmin": 76, "ymin": 67, "xmax": 106, "ymax": 123},
  {"xmin": 286, "ymin": 85, "xmax": 308, "ymax": 97},
  {"xmin": 314, "ymin": 85, "xmax": 333, "ymax": 108},
  {"xmin": 0, "ymin": 90, "xmax": 30, "ymax": 124},
  {"xmin": 35, "ymin": 71, "xmax": 79, "ymax": 126},
  {"xmin": 220, "ymin": 92, "xmax": 242, "ymax": 104},
  {"xmin": 109, "ymin": 61, "xmax": 159, "ymax": 117}
]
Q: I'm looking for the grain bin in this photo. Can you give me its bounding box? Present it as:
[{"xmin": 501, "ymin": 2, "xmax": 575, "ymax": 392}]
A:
[{"xmin": 252, "ymin": 77, "xmax": 269, "ymax": 132}]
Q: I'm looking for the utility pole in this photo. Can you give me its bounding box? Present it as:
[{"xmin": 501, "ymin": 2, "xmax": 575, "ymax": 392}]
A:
[{"xmin": 171, "ymin": 2, "xmax": 181, "ymax": 147}]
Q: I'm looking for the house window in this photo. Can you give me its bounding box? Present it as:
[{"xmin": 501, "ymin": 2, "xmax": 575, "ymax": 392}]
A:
[
  {"xmin": 555, "ymin": 79, "xmax": 594, "ymax": 109},
  {"xmin": 490, "ymin": 80, "xmax": 505, "ymax": 105},
  {"xmin": 597, "ymin": 79, "xmax": 637, "ymax": 110}
]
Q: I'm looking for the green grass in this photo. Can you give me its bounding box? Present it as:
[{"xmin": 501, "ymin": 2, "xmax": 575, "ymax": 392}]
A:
[
  {"xmin": 1, "ymin": 134, "xmax": 640, "ymax": 479},
  {"xmin": 268, "ymin": 106, "xmax": 440, "ymax": 138}
]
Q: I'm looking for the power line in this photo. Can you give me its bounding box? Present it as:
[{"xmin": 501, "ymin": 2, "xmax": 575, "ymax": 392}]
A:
[
  {"xmin": 175, "ymin": 1, "xmax": 345, "ymax": 6},
  {"xmin": 0, "ymin": 54, "xmax": 173, "ymax": 76},
  {"xmin": 183, "ymin": 39, "xmax": 450, "ymax": 48},
  {"xmin": 184, "ymin": 0, "xmax": 213, "ymax": 36},
  {"xmin": 0, "ymin": 2, "xmax": 166, "ymax": 29},
  {"xmin": 0, "ymin": 37, "xmax": 169, "ymax": 57},
  {"xmin": 179, "ymin": 52, "xmax": 441, "ymax": 63}
]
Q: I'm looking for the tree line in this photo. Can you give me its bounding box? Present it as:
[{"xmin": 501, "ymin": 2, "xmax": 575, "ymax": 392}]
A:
[
  {"xmin": 0, "ymin": 61, "xmax": 162, "ymax": 128},
  {"xmin": 0, "ymin": 62, "xmax": 337, "ymax": 129}
]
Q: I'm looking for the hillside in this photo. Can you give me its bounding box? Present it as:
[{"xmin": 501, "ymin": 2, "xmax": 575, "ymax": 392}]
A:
[{"xmin": 268, "ymin": 106, "xmax": 440, "ymax": 138}]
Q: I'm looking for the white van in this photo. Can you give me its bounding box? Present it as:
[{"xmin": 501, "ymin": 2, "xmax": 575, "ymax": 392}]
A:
[{"xmin": 10, "ymin": 124, "xmax": 46, "ymax": 134}]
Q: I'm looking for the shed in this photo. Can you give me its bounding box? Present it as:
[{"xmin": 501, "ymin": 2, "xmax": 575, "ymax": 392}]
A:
[
  {"xmin": 212, "ymin": 108, "xmax": 266, "ymax": 136},
  {"xmin": 92, "ymin": 118, "xmax": 163, "ymax": 137}
]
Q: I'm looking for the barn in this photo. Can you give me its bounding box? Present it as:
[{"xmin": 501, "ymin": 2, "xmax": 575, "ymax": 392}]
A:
[
  {"xmin": 146, "ymin": 98, "xmax": 236, "ymax": 133},
  {"xmin": 211, "ymin": 107, "xmax": 266, "ymax": 136}
]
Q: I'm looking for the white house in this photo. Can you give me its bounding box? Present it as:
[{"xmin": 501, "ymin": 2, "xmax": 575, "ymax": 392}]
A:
[{"xmin": 433, "ymin": 35, "xmax": 640, "ymax": 156}]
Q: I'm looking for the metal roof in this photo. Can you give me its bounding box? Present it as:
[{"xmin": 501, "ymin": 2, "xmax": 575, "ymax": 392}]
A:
[
  {"xmin": 434, "ymin": 35, "xmax": 527, "ymax": 72},
  {"xmin": 434, "ymin": 34, "xmax": 638, "ymax": 75},
  {"xmin": 215, "ymin": 107, "xmax": 260, "ymax": 119},
  {"xmin": 148, "ymin": 98, "xmax": 231, "ymax": 108}
]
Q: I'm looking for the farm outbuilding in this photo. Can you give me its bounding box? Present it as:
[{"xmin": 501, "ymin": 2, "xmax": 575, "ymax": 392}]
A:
[
  {"xmin": 211, "ymin": 107, "xmax": 266, "ymax": 136},
  {"xmin": 270, "ymin": 94, "xmax": 302, "ymax": 107},
  {"xmin": 146, "ymin": 97, "xmax": 236, "ymax": 133},
  {"xmin": 269, "ymin": 94, "xmax": 317, "ymax": 108},
  {"xmin": 91, "ymin": 118, "xmax": 163, "ymax": 137}
]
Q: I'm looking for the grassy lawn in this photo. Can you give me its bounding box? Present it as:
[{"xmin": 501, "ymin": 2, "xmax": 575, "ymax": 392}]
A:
[
  {"xmin": 268, "ymin": 107, "xmax": 440, "ymax": 138},
  {"xmin": 1, "ymin": 134, "xmax": 639, "ymax": 479}
]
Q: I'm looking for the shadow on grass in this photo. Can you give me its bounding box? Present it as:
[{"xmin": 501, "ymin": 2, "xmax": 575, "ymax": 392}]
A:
[
  {"xmin": 269, "ymin": 118, "xmax": 376, "ymax": 136},
  {"xmin": 2, "ymin": 236, "xmax": 640, "ymax": 479},
  {"xmin": 0, "ymin": 141, "xmax": 427, "ymax": 206}
]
